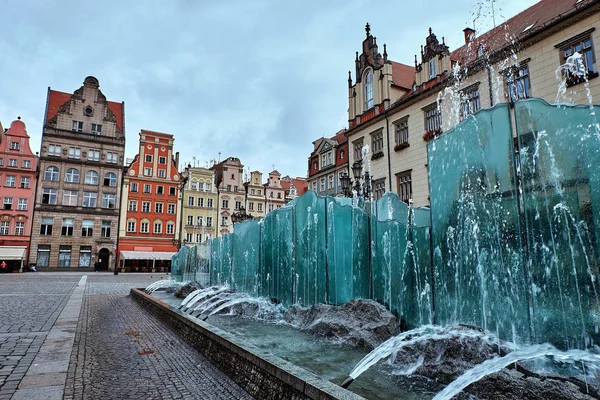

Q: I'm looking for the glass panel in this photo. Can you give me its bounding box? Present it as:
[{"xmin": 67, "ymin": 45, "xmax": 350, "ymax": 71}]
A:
[{"xmin": 231, "ymin": 220, "xmax": 261, "ymax": 296}]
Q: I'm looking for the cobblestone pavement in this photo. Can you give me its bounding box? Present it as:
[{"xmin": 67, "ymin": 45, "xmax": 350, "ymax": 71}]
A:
[{"xmin": 1, "ymin": 273, "xmax": 253, "ymax": 400}]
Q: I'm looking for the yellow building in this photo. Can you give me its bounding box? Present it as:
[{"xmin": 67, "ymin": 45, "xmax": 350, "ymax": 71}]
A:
[
  {"xmin": 181, "ymin": 166, "xmax": 218, "ymax": 244},
  {"xmin": 245, "ymin": 171, "xmax": 265, "ymax": 218},
  {"xmin": 345, "ymin": 0, "xmax": 600, "ymax": 206}
]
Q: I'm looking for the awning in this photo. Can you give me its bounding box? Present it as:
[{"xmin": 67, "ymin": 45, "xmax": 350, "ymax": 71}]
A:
[
  {"xmin": 0, "ymin": 246, "xmax": 27, "ymax": 260},
  {"xmin": 120, "ymin": 251, "xmax": 176, "ymax": 261}
]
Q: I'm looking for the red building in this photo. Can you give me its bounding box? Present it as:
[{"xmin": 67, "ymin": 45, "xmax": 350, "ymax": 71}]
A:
[
  {"xmin": 117, "ymin": 130, "xmax": 182, "ymax": 272},
  {"xmin": 0, "ymin": 118, "xmax": 38, "ymax": 271}
]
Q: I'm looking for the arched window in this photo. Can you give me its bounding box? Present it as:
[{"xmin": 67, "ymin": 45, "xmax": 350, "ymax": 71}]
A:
[
  {"xmin": 44, "ymin": 166, "xmax": 59, "ymax": 181},
  {"xmin": 364, "ymin": 69, "xmax": 374, "ymax": 110},
  {"xmin": 65, "ymin": 168, "xmax": 80, "ymax": 183},
  {"xmin": 126, "ymin": 218, "xmax": 136, "ymax": 233},
  {"xmin": 153, "ymin": 219, "xmax": 163, "ymax": 234},
  {"xmin": 85, "ymin": 170, "xmax": 99, "ymax": 185},
  {"xmin": 104, "ymin": 172, "xmax": 117, "ymax": 187}
]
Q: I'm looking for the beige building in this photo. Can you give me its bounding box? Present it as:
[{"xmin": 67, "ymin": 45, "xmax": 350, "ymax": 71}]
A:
[
  {"xmin": 182, "ymin": 166, "xmax": 218, "ymax": 244},
  {"xmin": 211, "ymin": 157, "xmax": 246, "ymax": 236},
  {"xmin": 264, "ymin": 170, "xmax": 286, "ymax": 213},
  {"xmin": 345, "ymin": 0, "xmax": 600, "ymax": 207},
  {"xmin": 31, "ymin": 76, "xmax": 125, "ymax": 270},
  {"xmin": 245, "ymin": 171, "xmax": 265, "ymax": 218}
]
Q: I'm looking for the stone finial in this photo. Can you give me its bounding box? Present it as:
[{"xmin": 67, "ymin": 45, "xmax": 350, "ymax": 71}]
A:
[
  {"xmin": 429, "ymin": 27, "xmax": 432, "ymax": 35},
  {"xmin": 365, "ymin": 22, "xmax": 371, "ymax": 37},
  {"xmin": 383, "ymin": 43, "xmax": 388, "ymax": 61}
]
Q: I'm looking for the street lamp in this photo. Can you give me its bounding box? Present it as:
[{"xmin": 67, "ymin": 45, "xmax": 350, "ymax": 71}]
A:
[
  {"xmin": 231, "ymin": 206, "xmax": 253, "ymax": 224},
  {"xmin": 341, "ymin": 160, "xmax": 371, "ymax": 199},
  {"xmin": 173, "ymin": 164, "xmax": 191, "ymax": 250}
]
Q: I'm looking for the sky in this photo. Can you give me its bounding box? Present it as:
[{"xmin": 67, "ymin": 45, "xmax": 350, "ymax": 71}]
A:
[{"xmin": 0, "ymin": 0, "xmax": 538, "ymax": 180}]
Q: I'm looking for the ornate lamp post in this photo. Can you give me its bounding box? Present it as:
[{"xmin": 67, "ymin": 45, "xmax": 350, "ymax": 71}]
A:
[
  {"xmin": 172, "ymin": 164, "xmax": 190, "ymax": 250},
  {"xmin": 231, "ymin": 206, "xmax": 253, "ymax": 224},
  {"xmin": 340, "ymin": 160, "xmax": 371, "ymax": 199}
]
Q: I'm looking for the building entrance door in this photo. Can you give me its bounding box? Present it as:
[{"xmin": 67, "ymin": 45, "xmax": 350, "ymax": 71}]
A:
[{"xmin": 98, "ymin": 248, "xmax": 110, "ymax": 271}]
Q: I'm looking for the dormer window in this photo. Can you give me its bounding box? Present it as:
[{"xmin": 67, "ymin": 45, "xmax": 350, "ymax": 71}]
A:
[
  {"xmin": 364, "ymin": 69, "xmax": 374, "ymax": 110},
  {"xmin": 429, "ymin": 58, "xmax": 436, "ymax": 79}
]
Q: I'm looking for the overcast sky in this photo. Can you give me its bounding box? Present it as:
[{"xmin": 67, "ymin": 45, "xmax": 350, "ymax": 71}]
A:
[{"xmin": 1, "ymin": 0, "xmax": 537, "ymax": 180}]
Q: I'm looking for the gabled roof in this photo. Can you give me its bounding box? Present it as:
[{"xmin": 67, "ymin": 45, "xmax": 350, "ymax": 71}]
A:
[
  {"xmin": 451, "ymin": 0, "xmax": 593, "ymax": 65},
  {"xmin": 391, "ymin": 61, "xmax": 415, "ymax": 89},
  {"xmin": 45, "ymin": 89, "xmax": 124, "ymax": 131}
]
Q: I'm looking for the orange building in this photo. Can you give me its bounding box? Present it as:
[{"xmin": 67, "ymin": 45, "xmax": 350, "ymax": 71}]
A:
[{"xmin": 117, "ymin": 130, "xmax": 182, "ymax": 272}]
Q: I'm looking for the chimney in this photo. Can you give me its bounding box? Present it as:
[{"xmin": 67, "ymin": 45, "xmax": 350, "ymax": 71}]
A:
[{"xmin": 463, "ymin": 28, "xmax": 475, "ymax": 44}]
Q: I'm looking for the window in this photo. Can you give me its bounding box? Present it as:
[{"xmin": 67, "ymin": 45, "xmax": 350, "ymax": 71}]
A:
[
  {"xmin": 5, "ymin": 176, "xmax": 15, "ymax": 187},
  {"xmin": 107, "ymin": 152, "xmax": 118, "ymax": 164},
  {"xmin": 364, "ymin": 69, "xmax": 374, "ymax": 110},
  {"xmin": 196, "ymin": 233, "xmax": 202, "ymax": 243},
  {"xmin": 169, "ymin": 187, "xmax": 176, "ymax": 196},
  {"xmin": 22, "ymin": 160, "xmax": 31, "ymax": 168},
  {"xmin": 198, "ymin": 197, "xmax": 204, "ymax": 207},
  {"xmin": 37, "ymin": 245, "xmax": 51, "ymax": 267},
  {"xmin": 88, "ymin": 150, "xmax": 100, "ymax": 162},
  {"xmin": 188, "ymin": 196, "xmax": 194, "ymax": 206},
  {"xmin": 142, "ymin": 202, "xmax": 150, "ymax": 212},
  {"xmin": 340, "ymin": 149, "xmax": 345, "ymax": 160},
  {"xmin": 42, "ymin": 188, "xmax": 57, "ymax": 204},
  {"xmin": 72, "ymin": 121, "xmax": 83, "ymax": 132},
  {"xmin": 82, "ymin": 220, "xmax": 94, "ymax": 237},
  {"xmin": 83, "ymin": 192, "xmax": 97, "ymax": 207},
  {"xmin": 249, "ymin": 202, "xmax": 254, "ymax": 211},
  {"xmin": 127, "ymin": 221, "xmax": 136, "ymax": 233},
  {"xmin": 17, "ymin": 198, "xmax": 27, "ymax": 210},
  {"xmin": 429, "ymin": 58, "xmax": 436, "ymax": 79},
  {"xmin": 186, "ymin": 233, "xmax": 193, "ymax": 242},
  {"xmin": 159, "ymin": 156, "xmax": 166, "ymax": 164},
  {"xmin": 221, "ymin": 216, "xmax": 228, "ymax": 226},
  {"xmin": 251, "ymin": 188, "xmax": 255, "ymax": 195},
  {"xmin": 58, "ymin": 246, "xmax": 71, "ymax": 267},
  {"xmin": 328, "ymin": 175, "xmax": 334, "ymax": 190},
  {"xmin": 91, "ymin": 123, "xmax": 102, "ymax": 135},
  {"xmin": 3, "ymin": 197, "xmax": 12, "ymax": 210},
  {"xmin": 45, "ymin": 166, "xmax": 59, "ymax": 181},
  {"xmin": 158, "ymin": 169, "xmax": 166, "ymax": 178},
  {"xmin": 269, "ymin": 204, "xmax": 274, "ymax": 212},
  {"xmin": 85, "ymin": 170, "xmax": 99, "ymax": 185},
  {"xmin": 257, "ymin": 189, "xmax": 261, "ymax": 196},
  {"xmin": 461, "ymin": 85, "xmax": 481, "ymax": 120},
  {"xmin": 48, "ymin": 144, "xmax": 61, "ymax": 156},
  {"xmin": 10, "ymin": 141, "xmax": 19, "ymax": 150},
  {"xmin": 166, "ymin": 223, "xmax": 174, "ymax": 234},
  {"xmin": 101, "ymin": 221, "xmax": 111, "ymax": 237},
  {"xmin": 62, "ymin": 190, "xmax": 78, "ymax": 206},
  {"xmin": 424, "ymin": 104, "xmax": 441, "ymax": 133},
  {"xmin": 371, "ymin": 129, "xmax": 384, "ymax": 156},
  {"xmin": 506, "ymin": 63, "xmax": 531, "ymax": 102},
  {"xmin": 206, "ymin": 217, "xmax": 213, "ymax": 227},
  {"xmin": 68, "ymin": 147, "xmax": 81, "ymax": 159},
  {"xmin": 155, "ymin": 203, "xmax": 163, "ymax": 213},
  {"xmin": 20, "ymin": 177, "xmax": 30, "ymax": 189},
  {"xmin": 222, "ymin": 199, "xmax": 228, "ymax": 208},
  {"xmin": 15, "ymin": 221, "xmax": 24, "ymax": 236},
  {"xmin": 234, "ymin": 185, "xmax": 239, "ymax": 192},
  {"xmin": 396, "ymin": 170, "xmax": 412, "ymax": 204},
  {"xmin": 145, "ymin": 155, "xmax": 152, "ymax": 162},
  {"xmin": 353, "ymin": 138, "xmax": 364, "ymax": 161},
  {"xmin": 320, "ymin": 177, "xmax": 325, "ymax": 192},
  {"xmin": 143, "ymin": 184, "xmax": 151, "ymax": 193},
  {"xmin": 235, "ymin": 201, "xmax": 242, "ymax": 210},
  {"xmin": 154, "ymin": 221, "xmax": 162, "ymax": 234},
  {"xmin": 131, "ymin": 182, "xmax": 138, "ymax": 192},
  {"xmin": 156, "ymin": 186, "xmax": 164, "ymax": 195},
  {"xmin": 207, "ymin": 198, "xmax": 213, "ymax": 208},
  {"xmin": 394, "ymin": 117, "xmax": 409, "ymax": 148},
  {"xmin": 167, "ymin": 204, "xmax": 175, "ymax": 214},
  {"xmin": 104, "ymin": 172, "xmax": 117, "ymax": 187},
  {"xmin": 40, "ymin": 218, "xmax": 53, "ymax": 235},
  {"xmin": 191, "ymin": 182, "xmax": 198, "ymax": 190},
  {"xmin": 187, "ymin": 215, "xmax": 194, "ymax": 225},
  {"xmin": 557, "ymin": 31, "xmax": 597, "ymax": 86},
  {"xmin": 373, "ymin": 178, "xmax": 386, "ymax": 200},
  {"xmin": 257, "ymin": 203, "xmax": 263, "ymax": 212},
  {"xmin": 140, "ymin": 221, "xmax": 149, "ymax": 233},
  {"xmin": 144, "ymin": 168, "xmax": 152, "ymax": 176},
  {"xmin": 8, "ymin": 159, "xmax": 17, "ymax": 167},
  {"xmin": 79, "ymin": 247, "xmax": 92, "ymax": 267},
  {"xmin": 0, "ymin": 221, "xmax": 9, "ymax": 235},
  {"xmin": 61, "ymin": 218, "xmax": 74, "ymax": 236},
  {"xmin": 198, "ymin": 182, "xmax": 205, "ymax": 190},
  {"xmin": 197, "ymin": 216, "xmax": 203, "ymax": 226},
  {"xmin": 102, "ymin": 194, "xmax": 116, "ymax": 208},
  {"xmin": 227, "ymin": 184, "xmax": 231, "ymax": 192},
  {"xmin": 65, "ymin": 168, "xmax": 80, "ymax": 183},
  {"xmin": 128, "ymin": 201, "xmax": 137, "ymax": 212},
  {"xmin": 0, "ymin": 158, "xmax": 3, "ymax": 166}
]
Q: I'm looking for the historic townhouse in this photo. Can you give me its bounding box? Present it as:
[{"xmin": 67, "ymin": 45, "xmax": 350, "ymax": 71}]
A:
[
  {"xmin": 181, "ymin": 166, "xmax": 217, "ymax": 244},
  {"xmin": 211, "ymin": 157, "xmax": 246, "ymax": 236},
  {"xmin": 345, "ymin": 0, "xmax": 600, "ymax": 206},
  {"xmin": 245, "ymin": 171, "xmax": 266, "ymax": 219},
  {"xmin": 281, "ymin": 176, "xmax": 308, "ymax": 203},
  {"xmin": 264, "ymin": 171, "xmax": 286, "ymax": 213},
  {"xmin": 307, "ymin": 129, "xmax": 349, "ymax": 197},
  {"xmin": 30, "ymin": 77, "xmax": 125, "ymax": 270},
  {"xmin": 117, "ymin": 130, "xmax": 181, "ymax": 272},
  {"xmin": 0, "ymin": 118, "xmax": 38, "ymax": 271}
]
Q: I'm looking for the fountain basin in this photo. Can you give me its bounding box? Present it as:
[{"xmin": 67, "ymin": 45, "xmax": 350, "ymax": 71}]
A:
[{"xmin": 130, "ymin": 288, "xmax": 365, "ymax": 400}]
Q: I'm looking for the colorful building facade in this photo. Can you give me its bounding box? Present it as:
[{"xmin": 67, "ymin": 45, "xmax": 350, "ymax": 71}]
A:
[
  {"xmin": 307, "ymin": 129, "xmax": 349, "ymax": 197},
  {"xmin": 181, "ymin": 166, "xmax": 218, "ymax": 245},
  {"xmin": 211, "ymin": 157, "xmax": 246, "ymax": 236},
  {"xmin": 0, "ymin": 118, "xmax": 38, "ymax": 270}
]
